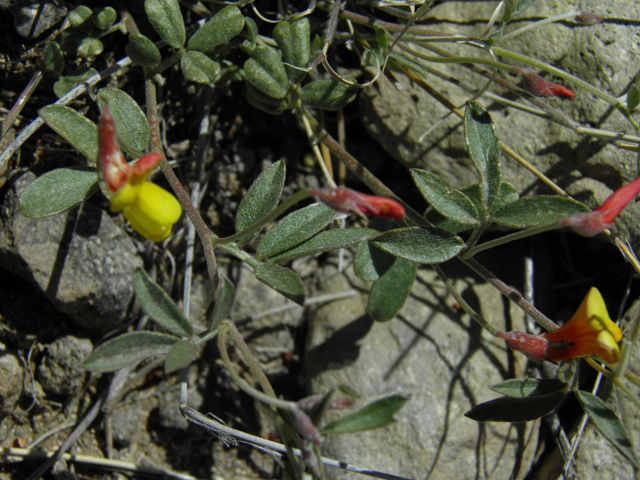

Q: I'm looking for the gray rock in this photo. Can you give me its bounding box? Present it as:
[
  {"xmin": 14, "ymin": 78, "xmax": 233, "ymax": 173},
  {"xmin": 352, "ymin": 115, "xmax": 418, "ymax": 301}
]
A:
[
  {"xmin": 38, "ymin": 335, "xmax": 92, "ymax": 395},
  {"xmin": 361, "ymin": 0, "xmax": 640, "ymax": 246},
  {"xmin": 306, "ymin": 260, "xmax": 538, "ymax": 480},
  {"xmin": 12, "ymin": 2, "xmax": 67, "ymax": 38},
  {"xmin": 0, "ymin": 343, "xmax": 24, "ymax": 418},
  {"xmin": 0, "ymin": 173, "xmax": 143, "ymax": 332},
  {"xmin": 231, "ymin": 263, "xmax": 305, "ymax": 370}
]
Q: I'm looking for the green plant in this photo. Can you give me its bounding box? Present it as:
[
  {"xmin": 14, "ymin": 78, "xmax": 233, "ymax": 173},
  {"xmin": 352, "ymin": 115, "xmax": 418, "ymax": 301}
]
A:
[{"xmin": 3, "ymin": 0, "xmax": 640, "ymax": 478}]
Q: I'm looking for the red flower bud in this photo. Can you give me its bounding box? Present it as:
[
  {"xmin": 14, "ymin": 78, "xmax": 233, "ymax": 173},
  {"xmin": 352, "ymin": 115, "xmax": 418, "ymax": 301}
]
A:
[
  {"xmin": 514, "ymin": 68, "xmax": 576, "ymax": 98},
  {"xmin": 575, "ymin": 11, "xmax": 604, "ymax": 25},
  {"xmin": 496, "ymin": 331, "xmax": 550, "ymax": 363},
  {"xmin": 562, "ymin": 176, "xmax": 640, "ymax": 236},
  {"xmin": 310, "ymin": 187, "xmax": 405, "ymax": 220}
]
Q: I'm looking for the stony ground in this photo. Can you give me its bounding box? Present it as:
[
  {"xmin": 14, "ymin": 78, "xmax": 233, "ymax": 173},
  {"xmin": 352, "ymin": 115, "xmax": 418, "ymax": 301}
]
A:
[{"xmin": 1, "ymin": 2, "xmax": 639, "ymax": 480}]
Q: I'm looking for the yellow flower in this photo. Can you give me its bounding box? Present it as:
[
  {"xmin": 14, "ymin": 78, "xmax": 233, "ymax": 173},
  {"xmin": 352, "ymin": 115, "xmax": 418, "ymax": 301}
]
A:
[
  {"xmin": 111, "ymin": 175, "xmax": 182, "ymax": 242},
  {"xmin": 542, "ymin": 287, "xmax": 622, "ymax": 364},
  {"xmin": 98, "ymin": 105, "xmax": 181, "ymax": 242}
]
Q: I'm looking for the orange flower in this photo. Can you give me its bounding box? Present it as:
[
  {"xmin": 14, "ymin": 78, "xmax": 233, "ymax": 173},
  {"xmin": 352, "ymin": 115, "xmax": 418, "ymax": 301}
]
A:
[
  {"xmin": 542, "ymin": 287, "xmax": 622, "ymax": 364},
  {"xmin": 497, "ymin": 288, "xmax": 622, "ymax": 364}
]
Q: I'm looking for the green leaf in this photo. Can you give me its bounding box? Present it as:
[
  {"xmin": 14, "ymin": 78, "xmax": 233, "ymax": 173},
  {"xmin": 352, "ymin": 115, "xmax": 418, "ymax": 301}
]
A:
[
  {"xmin": 411, "ymin": 169, "xmax": 479, "ymax": 225},
  {"xmin": 627, "ymin": 84, "xmax": 640, "ymax": 110},
  {"xmin": 145, "ymin": 0, "xmax": 186, "ymax": 49},
  {"xmin": 367, "ymin": 257, "xmax": 417, "ymax": 322},
  {"xmin": 187, "ymin": 5, "xmax": 244, "ymax": 54},
  {"xmin": 68, "ymin": 5, "xmax": 93, "ymax": 31},
  {"xmin": 256, "ymin": 203, "xmax": 337, "ymax": 260},
  {"xmin": 246, "ymin": 82, "xmax": 288, "ymax": 115},
  {"xmin": 244, "ymin": 46, "xmax": 289, "ymax": 100},
  {"xmin": 371, "ymin": 227, "xmax": 464, "ymax": 264},
  {"xmin": 355, "ymin": 241, "xmax": 396, "ymax": 281},
  {"xmin": 18, "ymin": 167, "xmax": 99, "ymax": 218},
  {"xmin": 77, "ymin": 37, "xmax": 104, "ymax": 58},
  {"xmin": 491, "ymin": 196, "xmax": 590, "ymax": 228},
  {"xmin": 97, "ymin": 88, "xmax": 150, "ymax": 156},
  {"xmin": 164, "ymin": 340, "xmax": 200, "ymax": 373},
  {"xmin": 39, "ymin": 105, "xmax": 98, "ymax": 161},
  {"xmin": 354, "ymin": 218, "xmax": 397, "ymax": 281},
  {"xmin": 464, "ymin": 102, "xmax": 501, "ymax": 213},
  {"xmin": 575, "ymin": 390, "xmax": 640, "ymax": 467},
  {"xmin": 242, "ymin": 17, "xmax": 258, "ymax": 50},
  {"xmin": 235, "ymin": 160, "xmax": 285, "ymax": 244},
  {"xmin": 255, "ymin": 262, "xmax": 307, "ymax": 306},
  {"xmin": 53, "ymin": 68, "xmax": 98, "ymax": 98},
  {"xmin": 273, "ymin": 17, "xmax": 310, "ymax": 84},
  {"xmin": 489, "ymin": 379, "xmax": 568, "ymax": 398},
  {"xmin": 126, "ymin": 34, "xmax": 162, "ymax": 67},
  {"xmin": 91, "ymin": 7, "xmax": 117, "ymax": 30},
  {"xmin": 465, "ymin": 392, "xmax": 565, "ymax": 422},
  {"xmin": 322, "ymin": 395, "xmax": 408, "ymax": 434},
  {"xmin": 428, "ymin": 182, "xmax": 518, "ymax": 233},
  {"xmin": 134, "ymin": 269, "xmax": 193, "ymax": 337},
  {"xmin": 204, "ymin": 275, "xmax": 235, "ymax": 334},
  {"xmin": 81, "ymin": 332, "xmax": 178, "ymax": 372},
  {"xmin": 180, "ymin": 50, "xmax": 220, "ymax": 84},
  {"xmin": 506, "ymin": 0, "xmax": 537, "ymax": 17},
  {"xmin": 268, "ymin": 228, "xmax": 380, "ymax": 264},
  {"xmin": 43, "ymin": 42, "xmax": 64, "ymax": 77},
  {"xmin": 301, "ymin": 80, "xmax": 358, "ymax": 111}
]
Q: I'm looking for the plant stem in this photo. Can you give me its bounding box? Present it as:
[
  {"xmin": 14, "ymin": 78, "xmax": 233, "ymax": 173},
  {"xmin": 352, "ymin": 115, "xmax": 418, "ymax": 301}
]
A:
[
  {"xmin": 398, "ymin": 42, "xmax": 516, "ymax": 73},
  {"xmin": 492, "ymin": 46, "xmax": 640, "ymax": 132},
  {"xmin": 224, "ymin": 321, "xmax": 276, "ymax": 398},
  {"xmin": 218, "ymin": 323, "xmax": 292, "ymax": 410},
  {"xmin": 303, "ymin": 108, "xmax": 427, "ymax": 226},
  {"xmin": 464, "ymin": 222, "xmax": 562, "ymax": 258},
  {"xmin": 461, "ymin": 256, "xmax": 559, "ymax": 331},
  {"xmin": 500, "ymin": 10, "xmax": 580, "ymax": 43},
  {"xmin": 432, "ymin": 264, "xmax": 498, "ymax": 336},
  {"xmin": 143, "ymin": 73, "xmax": 218, "ymax": 282},
  {"xmin": 585, "ymin": 358, "xmax": 640, "ymax": 410}
]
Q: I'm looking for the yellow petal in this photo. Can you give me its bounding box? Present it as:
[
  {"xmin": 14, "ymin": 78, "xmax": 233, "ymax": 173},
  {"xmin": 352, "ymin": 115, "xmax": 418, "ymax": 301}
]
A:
[
  {"xmin": 122, "ymin": 182, "xmax": 182, "ymax": 242},
  {"xmin": 110, "ymin": 181, "xmax": 140, "ymax": 212}
]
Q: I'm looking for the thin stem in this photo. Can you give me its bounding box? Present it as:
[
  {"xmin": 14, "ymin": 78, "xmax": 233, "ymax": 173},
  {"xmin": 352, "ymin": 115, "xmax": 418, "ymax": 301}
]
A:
[
  {"xmin": 302, "ymin": 113, "xmax": 336, "ymax": 187},
  {"xmin": 464, "ymin": 222, "xmax": 561, "ymax": 258},
  {"xmin": 1, "ymin": 70, "xmax": 42, "ymax": 141},
  {"xmin": 432, "ymin": 264, "xmax": 498, "ymax": 335},
  {"xmin": 500, "ymin": 10, "xmax": 580, "ymax": 43},
  {"xmin": 461, "ymin": 256, "xmax": 559, "ymax": 331},
  {"xmin": 211, "ymin": 190, "xmax": 312, "ymax": 246},
  {"xmin": 463, "ymin": 223, "xmax": 488, "ymax": 253},
  {"xmin": 218, "ymin": 323, "xmax": 293, "ymax": 410},
  {"xmin": 180, "ymin": 406, "xmax": 412, "ymax": 480},
  {"xmin": 303, "ymin": 108, "xmax": 427, "ymax": 226},
  {"xmin": 398, "ymin": 41, "xmax": 516, "ymax": 73},
  {"xmin": 492, "ymin": 46, "xmax": 640, "ymax": 132},
  {"xmin": 585, "ymin": 358, "xmax": 640, "ymax": 410},
  {"xmin": 224, "ymin": 321, "xmax": 276, "ymax": 398},
  {"xmin": 143, "ymin": 74, "xmax": 218, "ymax": 282}
]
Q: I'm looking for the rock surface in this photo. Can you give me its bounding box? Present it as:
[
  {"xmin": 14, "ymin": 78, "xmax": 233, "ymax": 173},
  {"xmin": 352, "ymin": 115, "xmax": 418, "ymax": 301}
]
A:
[
  {"xmin": 0, "ymin": 173, "xmax": 143, "ymax": 332},
  {"xmin": 361, "ymin": 0, "xmax": 640, "ymax": 246},
  {"xmin": 0, "ymin": 343, "xmax": 24, "ymax": 419},
  {"xmin": 38, "ymin": 335, "xmax": 92, "ymax": 395},
  {"xmin": 306, "ymin": 259, "xmax": 538, "ymax": 480}
]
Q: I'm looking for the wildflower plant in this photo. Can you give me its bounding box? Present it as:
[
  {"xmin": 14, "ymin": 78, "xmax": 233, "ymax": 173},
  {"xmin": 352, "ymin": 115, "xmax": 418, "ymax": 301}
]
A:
[{"xmin": 4, "ymin": 0, "xmax": 640, "ymax": 477}]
